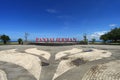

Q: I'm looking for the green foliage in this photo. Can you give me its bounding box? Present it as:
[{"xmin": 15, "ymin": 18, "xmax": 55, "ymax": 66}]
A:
[
  {"xmin": 0, "ymin": 34, "xmax": 10, "ymax": 44},
  {"xmin": 100, "ymin": 27, "xmax": 120, "ymax": 43},
  {"xmin": 80, "ymin": 34, "xmax": 88, "ymax": 44},
  {"xmin": 83, "ymin": 34, "xmax": 87, "ymax": 42},
  {"xmin": 92, "ymin": 38, "xmax": 96, "ymax": 44},
  {"xmin": 100, "ymin": 33, "xmax": 109, "ymax": 43},
  {"xmin": 18, "ymin": 38, "xmax": 23, "ymax": 44},
  {"xmin": 79, "ymin": 40, "xmax": 87, "ymax": 44}
]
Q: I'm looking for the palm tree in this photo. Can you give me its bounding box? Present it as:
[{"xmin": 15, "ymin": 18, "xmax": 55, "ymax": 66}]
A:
[
  {"xmin": 18, "ymin": 38, "xmax": 23, "ymax": 44},
  {"xmin": 83, "ymin": 34, "xmax": 88, "ymax": 44},
  {"xmin": 0, "ymin": 35, "xmax": 10, "ymax": 44}
]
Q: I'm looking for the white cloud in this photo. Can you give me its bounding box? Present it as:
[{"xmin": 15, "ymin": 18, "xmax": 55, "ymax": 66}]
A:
[
  {"xmin": 89, "ymin": 31, "xmax": 108, "ymax": 40},
  {"xmin": 57, "ymin": 16, "xmax": 68, "ymax": 18},
  {"xmin": 46, "ymin": 9, "xmax": 57, "ymax": 13},
  {"xmin": 109, "ymin": 24, "xmax": 117, "ymax": 27}
]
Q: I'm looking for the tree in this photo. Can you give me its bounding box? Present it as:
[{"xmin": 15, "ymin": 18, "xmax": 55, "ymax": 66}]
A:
[
  {"xmin": 108, "ymin": 27, "xmax": 120, "ymax": 42},
  {"xmin": 92, "ymin": 38, "xmax": 96, "ymax": 44},
  {"xmin": 18, "ymin": 38, "xmax": 23, "ymax": 44},
  {"xmin": 83, "ymin": 34, "xmax": 88, "ymax": 44},
  {"xmin": 100, "ymin": 33, "xmax": 109, "ymax": 43},
  {"xmin": 100, "ymin": 27, "xmax": 120, "ymax": 43},
  {"xmin": 0, "ymin": 35, "xmax": 10, "ymax": 44}
]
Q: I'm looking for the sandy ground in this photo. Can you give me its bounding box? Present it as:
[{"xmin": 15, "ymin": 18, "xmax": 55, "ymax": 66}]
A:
[
  {"xmin": 53, "ymin": 48, "xmax": 112, "ymax": 80},
  {"xmin": 52, "ymin": 60, "xmax": 75, "ymax": 80},
  {"xmin": 55, "ymin": 48, "xmax": 83, "ymax": 60},
  {"xmin": 0, "ymin": 70, "xmax": 7, "ymax": 80},
  {"xmin": 25, "ymin": 48, "xmax": 51, "ymax": 60},
  {"xmin": 0, "ymin": 49, "xmax": 41, "ymax": 80},
  {"xmin": 0, "ymin": 45, "xmax": 119, "ymax": 80}
]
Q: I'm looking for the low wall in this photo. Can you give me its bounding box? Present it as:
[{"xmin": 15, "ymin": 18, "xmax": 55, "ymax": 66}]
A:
[{"xmin": 29, "ymin": 42, "xmax": 80, "ymax": 46}]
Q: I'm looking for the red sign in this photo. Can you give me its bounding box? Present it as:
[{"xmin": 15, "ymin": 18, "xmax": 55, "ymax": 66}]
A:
[{"xmin": 36, "ymin": 38, "xmax": 77, "ymax": 42}]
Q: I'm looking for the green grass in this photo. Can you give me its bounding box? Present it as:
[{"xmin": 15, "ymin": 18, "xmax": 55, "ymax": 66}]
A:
[
  {"xmin": 89, "ymin": 42, "xmax": 120, "ymax": 45},
  {"xmin": 0, "ymin": 42, "xmax": 19, "ymax": 45},
  {"xmin": 0, "ymin": 42, "xmax": 3, "ymax": 45}
]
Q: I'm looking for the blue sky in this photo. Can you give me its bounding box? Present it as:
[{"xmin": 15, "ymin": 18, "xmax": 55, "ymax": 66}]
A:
[{"xmin": 0, "ymin": 0, "xmax": 120, "ymax": 41}]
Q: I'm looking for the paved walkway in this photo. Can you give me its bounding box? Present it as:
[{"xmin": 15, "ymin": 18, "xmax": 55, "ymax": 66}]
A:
[{"xmin": 0, "ymin": 45, "xmax": 119, "ymax": 80}]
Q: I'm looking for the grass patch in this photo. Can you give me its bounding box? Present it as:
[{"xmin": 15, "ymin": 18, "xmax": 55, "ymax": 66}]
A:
[{"xmin": 0, "ymin": 42, "xmax": 19, "ymax": 45}]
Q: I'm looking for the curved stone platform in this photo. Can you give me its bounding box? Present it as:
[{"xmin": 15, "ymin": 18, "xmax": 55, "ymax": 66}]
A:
[
  {"xmin": 82, "ymin": 60, "xmax": 120, "ymax": 80},
  {"xmin": 0, "ymin": 45, "xmax": 119, "ymax": 80}
]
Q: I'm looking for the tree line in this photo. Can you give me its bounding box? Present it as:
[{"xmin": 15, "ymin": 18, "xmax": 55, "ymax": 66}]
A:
[
  {"xmin": 0, "ymin": 27, "xmax": 120, "ymax": 45},
  {"xmin": 0, "ymin": 34, "xmax": 23, "ymax": 44},
  {"xmin": 100, "ymin": 27, "xmax": 120, "ymax": 43}
]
